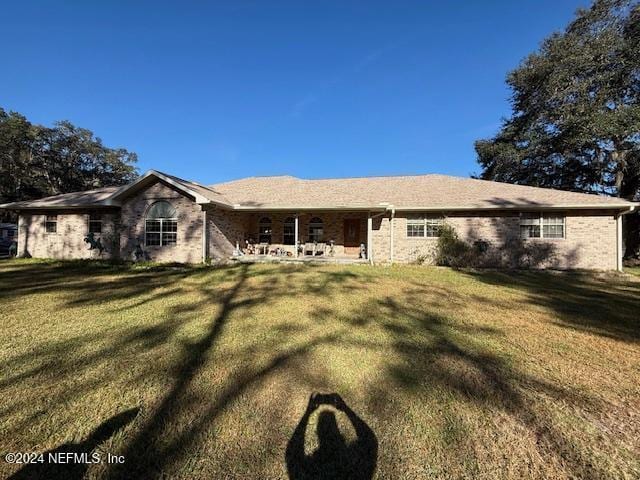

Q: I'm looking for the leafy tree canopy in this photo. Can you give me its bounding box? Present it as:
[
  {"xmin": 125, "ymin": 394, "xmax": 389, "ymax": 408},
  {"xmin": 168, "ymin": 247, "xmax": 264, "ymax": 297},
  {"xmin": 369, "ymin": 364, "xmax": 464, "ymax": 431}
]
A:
[
  {"xmin": 476, "ymin": 0, "xmax": 640, "ymax": 201},
  {"xmin": 0, "ymin": 108, "xmax": 138, "ymax": 207}
]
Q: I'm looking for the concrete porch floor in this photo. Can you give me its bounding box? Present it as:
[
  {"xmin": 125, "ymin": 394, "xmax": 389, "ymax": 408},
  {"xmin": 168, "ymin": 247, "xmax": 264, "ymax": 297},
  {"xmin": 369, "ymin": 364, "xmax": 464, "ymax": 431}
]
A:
[{"xmin": 231, "ymin": 254, "xmax": 369, "ymax": 265}]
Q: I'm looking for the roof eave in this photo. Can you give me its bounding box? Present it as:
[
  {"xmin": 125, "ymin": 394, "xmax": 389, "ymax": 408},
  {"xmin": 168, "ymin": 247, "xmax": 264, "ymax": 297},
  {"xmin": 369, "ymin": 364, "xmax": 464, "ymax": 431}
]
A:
[
  {"xmin": 231, "ymin": 205, "xmax": 389, "ymax": 212},
  {"xmin": 0, "ymin": 202, "xmax": 119, "ymax": 210},
  {"xmin": 393, "ymin": 203, "xmax": 639, "ymax": 212}
]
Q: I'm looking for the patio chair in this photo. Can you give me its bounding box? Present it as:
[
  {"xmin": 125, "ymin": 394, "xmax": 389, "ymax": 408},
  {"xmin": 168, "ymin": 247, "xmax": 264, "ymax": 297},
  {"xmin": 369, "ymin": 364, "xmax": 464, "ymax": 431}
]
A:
[
  {"xmin": 304, "ymin": 242, "xmax": 315, "ymax": 256},
  {"xmin": 315, "ymin": 242, "xmax": 326, "ymax": 256},
  {"xmin": 257, "ymin": 243, "xmax": 269, "ymax": 255}
]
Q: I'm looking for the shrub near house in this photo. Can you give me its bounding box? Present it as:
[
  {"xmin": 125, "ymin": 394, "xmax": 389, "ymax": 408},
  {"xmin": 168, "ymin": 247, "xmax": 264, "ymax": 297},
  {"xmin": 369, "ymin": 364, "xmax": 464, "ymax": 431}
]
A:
[{"xmin": 433, "ymin": 224, "xmax": 558, "ymax": 269}]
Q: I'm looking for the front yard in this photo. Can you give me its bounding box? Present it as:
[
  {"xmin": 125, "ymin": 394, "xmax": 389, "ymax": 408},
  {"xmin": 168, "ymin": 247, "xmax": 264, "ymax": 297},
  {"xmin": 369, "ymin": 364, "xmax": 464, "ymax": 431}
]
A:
[{"xmin": 1, "ymin": 260, "xmax": 639, "ymax": 479}]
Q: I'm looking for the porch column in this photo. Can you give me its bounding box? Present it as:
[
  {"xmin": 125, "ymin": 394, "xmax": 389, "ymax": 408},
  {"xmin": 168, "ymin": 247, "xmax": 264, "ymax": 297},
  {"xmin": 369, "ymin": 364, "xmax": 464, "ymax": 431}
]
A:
[
  {"xmin": 294, "ymin": 214, "xmax": 299, "ymax": 257},
  {"xmin": 367, "ymin": 214, "xmax": 373, "ymax": 264},
  {"xmin": 390, "ymin": 208, "xmax": 395, "ymax": 264},
  {"xmin": 616, "ymin": 213, "xmax": 623, "ymax": 272}
]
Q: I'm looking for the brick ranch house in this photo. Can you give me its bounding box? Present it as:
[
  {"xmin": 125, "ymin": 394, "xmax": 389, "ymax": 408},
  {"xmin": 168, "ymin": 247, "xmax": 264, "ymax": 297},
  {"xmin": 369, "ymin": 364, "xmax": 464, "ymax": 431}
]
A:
[{"xmin": 0, "ymin": 170, "xmax": 637, "ymax": 270}]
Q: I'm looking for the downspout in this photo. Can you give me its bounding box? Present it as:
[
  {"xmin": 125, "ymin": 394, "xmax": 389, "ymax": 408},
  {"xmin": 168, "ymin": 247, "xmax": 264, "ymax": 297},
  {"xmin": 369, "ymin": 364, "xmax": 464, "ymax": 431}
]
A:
[
  {"xmin": 617, "ymin": 206, "xmax": 636, "ymax": 272},
  {"xmin": 202, "ymin": 208, "xmax": 208, "ymax": 264}
]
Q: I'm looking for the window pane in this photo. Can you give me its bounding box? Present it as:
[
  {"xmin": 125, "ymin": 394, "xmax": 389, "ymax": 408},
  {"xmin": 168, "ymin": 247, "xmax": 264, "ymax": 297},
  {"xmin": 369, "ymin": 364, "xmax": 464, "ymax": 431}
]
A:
[
  {"xmin": 308, "ymin": 218, "xmax": 323, "ymax": 242},
  {"xmin": 283, "ymin": 217, "xmax": 295, "ymax": 244},
  {"xmin": 520, "ymin": 213, "xmax": 541, "ymax": 238},
  {"xmin": 162, "ymin": 232, "xmax": 177, "ymax": 245},
  {"xmin": 425, "ymin": 217, "xmax": 443, "ymax": 237},
  {"xmin": 541, "ymin": 215, "xmax": 564, "ymax": 238},
  {"xmin": 407, "ymin": 223, "xmax": 424, "ymax": 237},
  {"xmin": 520, "ymin": 225, "xmax": 540, "ymax": 238},
  {"xmin": 146, "ymin": 232, "xmax": 161, "ymax": 246},
  {"xmin": 542, "ymin": 215, "xmax": 564, "ymax": 225},
  {"xmin": 146, "ymin": 208, "xmax": 177, "ymax": 247},
  {"xmin": 425, "ymin": 224, "xmax": 440, "ymax": 237},
  {"xmin": 308, "ymin": 226, "xmax": 323, "ymax": 242},
  {"xmin": 163, "ymin": 220, "xmax": 177, "ymax": 232},
  {"xmin": 258, "ymin": 226, "xmax": 272, "ymax": 243},
  {"xmin": 146, "ymin": 220, "xmax": 161, "ymax": 232},
  {"xmin": 147, "ymin": 201, "xmax": 177, "ymax": 219},
  {"xmin": 543, "ymin": 224, "xmax": 564, "ymax": 238},
  {"xmin": 520, "ymin": 214, "xmax": 539, "ymax": 225},
  {"xmin": 283, "ymin": 225, "xmax": 295, "ymax": 245},
  {"xmin": 45, "ymin": 215, "xmax": 57, "ymax": 233},
  {"xmin": 89, "ymin": 221, "xmax": 102, "ymax": 233},
  {"xmin": 161, "ymin": 220, "xmax": 177, "ymax": 246}
]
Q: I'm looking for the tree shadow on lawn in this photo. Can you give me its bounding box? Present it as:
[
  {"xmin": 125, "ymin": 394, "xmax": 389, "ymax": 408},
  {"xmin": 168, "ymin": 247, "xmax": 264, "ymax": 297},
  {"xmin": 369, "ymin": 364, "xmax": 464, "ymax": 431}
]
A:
[
  {"xmin": 346, "ymin": 294, "xmax": 613, "ymax": 480},
  {"xmin": 1, "ymin": 261, "xmax": 365, "ymax": 478},
  {"xmin": 104, "ymin": 263, "xmax": 362, "ymax": 479},
  {"xmin": 8, "ymin": 408, "xmax": 139, "ymax": 480},
  {"xmin": 465, "ymin": 270, "xmax": 640, "ymax": 343},
  {"xmin": 0, "ymin": 261, "xmax": 626, "ymax": 479}
]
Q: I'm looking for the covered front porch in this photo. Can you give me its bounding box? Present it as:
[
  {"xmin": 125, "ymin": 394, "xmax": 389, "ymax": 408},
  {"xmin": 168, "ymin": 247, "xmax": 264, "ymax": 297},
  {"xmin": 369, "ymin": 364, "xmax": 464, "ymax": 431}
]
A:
[
  {"xmin": 232, "ymin": 254, "xmax": 370, "ymax": 265},
  {"xmin": 229, "ymin": 210, "xmax": 374, "ymax": 262}
]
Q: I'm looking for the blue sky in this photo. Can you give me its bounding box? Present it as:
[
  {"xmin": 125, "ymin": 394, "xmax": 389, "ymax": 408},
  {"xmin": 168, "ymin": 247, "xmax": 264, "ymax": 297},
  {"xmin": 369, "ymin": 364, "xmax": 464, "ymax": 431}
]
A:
[{"xmin": 1, "ymin": 1, "xmax": 586, "ymax": 184}]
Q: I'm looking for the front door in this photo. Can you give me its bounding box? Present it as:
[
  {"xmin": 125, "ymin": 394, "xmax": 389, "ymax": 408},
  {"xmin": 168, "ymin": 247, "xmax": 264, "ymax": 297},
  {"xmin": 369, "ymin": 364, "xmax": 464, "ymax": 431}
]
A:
[{"xmin": 343, "ymin": 219, "xmax": 361, "ymax": 256}]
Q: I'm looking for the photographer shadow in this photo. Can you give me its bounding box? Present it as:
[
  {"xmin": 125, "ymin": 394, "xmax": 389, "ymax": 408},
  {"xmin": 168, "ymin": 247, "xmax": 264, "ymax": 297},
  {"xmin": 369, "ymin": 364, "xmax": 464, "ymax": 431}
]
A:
[
  {"xmin": 8, "ymin": 407, "xmax": 139, "ymax": 480},
  {"xmin": 286, "ymin": 393, "xmax": 378, "ymax": 480}
]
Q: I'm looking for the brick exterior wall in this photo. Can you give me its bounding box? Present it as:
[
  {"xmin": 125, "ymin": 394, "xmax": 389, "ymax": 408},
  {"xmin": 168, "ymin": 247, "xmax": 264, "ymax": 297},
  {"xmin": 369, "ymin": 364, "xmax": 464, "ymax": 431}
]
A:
[
  {"xmin": 371, "ymin": 210, "xmax": 618, "ymax": 270},
  {"xmin": 14, "ymin": 181, "xmax": 620, "ymax": 270},
  {"xmin": 206, "ymin": 207, "xmax": 249, "ymax": 261},
  {"xmin": 17, "ymin": 210, "xmax": 119, "ymax": 259},
  {"xmin": 119, "ymin": 180, "xmax": 204, "ymax": 263}
]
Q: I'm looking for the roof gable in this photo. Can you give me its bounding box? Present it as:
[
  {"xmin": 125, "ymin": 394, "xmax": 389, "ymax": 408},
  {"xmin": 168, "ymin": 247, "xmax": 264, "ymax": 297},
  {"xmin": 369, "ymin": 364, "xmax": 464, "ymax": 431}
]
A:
[{"xmin": 109, "ymin": 170, "xmax": 232, "ymax": 207}]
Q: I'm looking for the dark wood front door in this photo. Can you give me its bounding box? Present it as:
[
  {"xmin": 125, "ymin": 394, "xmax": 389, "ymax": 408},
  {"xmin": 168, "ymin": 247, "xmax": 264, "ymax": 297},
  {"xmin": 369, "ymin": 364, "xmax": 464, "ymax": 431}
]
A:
[{"xmin": 343, "ymin": 219, "xmax": 361, "ymax": 255}]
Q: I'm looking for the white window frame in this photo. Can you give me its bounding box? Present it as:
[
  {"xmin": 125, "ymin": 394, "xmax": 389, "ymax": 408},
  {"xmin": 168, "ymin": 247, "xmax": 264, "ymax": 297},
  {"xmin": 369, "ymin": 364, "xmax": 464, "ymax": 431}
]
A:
[
  {"xmin": 258, "ymin": 217, "xmax": 272, "ymax": 244},
  {"xmin": 145, "ymin": 218, "xmax": 177, "ymax": 247},
  {"xmin": 520, "ymin": 212, "xmax": 565, "ymax": 239},
  {"xmin": 406, "ymin": 216, "xmax": 443, "ymax": 238},
  {"xmin": 308, "ymin": 217, "xmax": 324, "ymax": 242},
  {"xmin": 406, "ymin": 219, "xmax": 425, "ymax": 238},
  {"xmin": 45, "ymin": 214, "xmax": 58, "ymax": 234},
  {"xmin": 144, "ymin": 201, "xmax": 178, "ymax": 247},
  {"xmin": 283, "ymin": 217, "xmax": 295, "ymax": 245},
  {"xmin": 88, "ymin": 212, "xmax": 103, "ymax": 234}
]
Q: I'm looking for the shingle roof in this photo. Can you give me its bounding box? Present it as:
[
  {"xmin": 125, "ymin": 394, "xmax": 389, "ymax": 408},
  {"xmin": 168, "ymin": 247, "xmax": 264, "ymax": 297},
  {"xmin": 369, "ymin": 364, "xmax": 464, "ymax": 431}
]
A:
[
  {"xmin": 0, "ymin": 187, "xmax": 119, "ymax": 209},
  {"xmin": 1, "ymin": 171, "xmax": 636, "ymax": 211},
  {"xmin": 209, "ymin": 174, "xmax": 636, "ymax": 210}
]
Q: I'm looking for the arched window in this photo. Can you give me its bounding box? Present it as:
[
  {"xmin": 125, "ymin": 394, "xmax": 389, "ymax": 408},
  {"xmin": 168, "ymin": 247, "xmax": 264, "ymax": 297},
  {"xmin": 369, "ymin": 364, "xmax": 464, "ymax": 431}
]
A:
[
  {"xmin": 145, "ymin": 201, "xmax": 177, "ymax": 247},
  {"xmin": 308, "ymin": 217, "xmax": 323, "ymax": 242},
  {"xmin": 258, "ymin": 217, "xmax": 272, "ymax": 243},
  {"xmin": 283, "ymin": 217, "xmax": 295, "ymax": 245}
]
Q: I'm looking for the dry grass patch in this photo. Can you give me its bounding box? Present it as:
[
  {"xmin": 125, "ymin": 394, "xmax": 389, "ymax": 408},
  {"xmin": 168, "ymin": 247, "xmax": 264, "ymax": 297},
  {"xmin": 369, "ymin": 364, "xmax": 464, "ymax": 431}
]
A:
[{"xmin": 0, "ymin": 260, "xmax": 639, "ymax": 479}]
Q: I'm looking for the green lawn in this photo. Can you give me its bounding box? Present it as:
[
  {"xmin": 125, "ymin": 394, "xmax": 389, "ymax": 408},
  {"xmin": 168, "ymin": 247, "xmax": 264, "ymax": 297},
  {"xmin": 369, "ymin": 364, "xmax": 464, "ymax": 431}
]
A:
[{"xmin": 1, "ymin": 259, "xmax": 639, "ymax": 479}]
